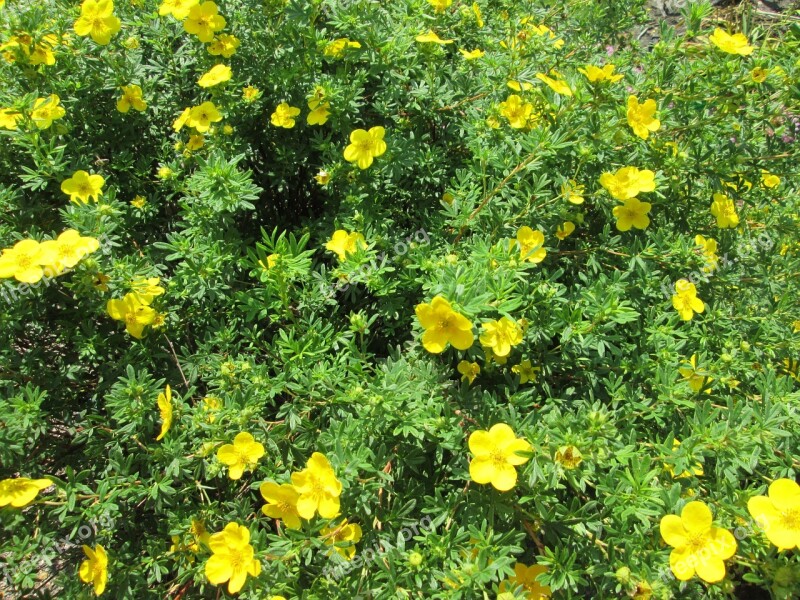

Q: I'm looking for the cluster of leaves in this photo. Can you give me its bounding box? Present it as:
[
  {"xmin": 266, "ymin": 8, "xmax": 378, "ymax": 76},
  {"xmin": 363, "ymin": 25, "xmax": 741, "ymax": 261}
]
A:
[{"xmin": 1, "ymin": 0, "xmax": 799, "ymax": 598}]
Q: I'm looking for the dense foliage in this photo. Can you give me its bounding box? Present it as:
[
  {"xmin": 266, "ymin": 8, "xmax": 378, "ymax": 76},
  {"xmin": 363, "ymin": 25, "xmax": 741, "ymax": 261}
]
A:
[{"xmin": 1, "ymin": 0, "xmax": 799, "ymax": 598}]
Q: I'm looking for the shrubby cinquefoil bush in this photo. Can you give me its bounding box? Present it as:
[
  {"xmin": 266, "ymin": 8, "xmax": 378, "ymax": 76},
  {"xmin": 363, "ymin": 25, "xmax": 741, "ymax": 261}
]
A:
[{"xmin": 1, "ymin": 0, "xmax": 799, "ymax": 598}]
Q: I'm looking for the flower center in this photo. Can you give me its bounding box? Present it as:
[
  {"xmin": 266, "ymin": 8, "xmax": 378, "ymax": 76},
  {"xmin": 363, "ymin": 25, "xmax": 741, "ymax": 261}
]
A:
[{"xmin": 782, "ymin": 508, "xmax": 800, "ymax": 530}]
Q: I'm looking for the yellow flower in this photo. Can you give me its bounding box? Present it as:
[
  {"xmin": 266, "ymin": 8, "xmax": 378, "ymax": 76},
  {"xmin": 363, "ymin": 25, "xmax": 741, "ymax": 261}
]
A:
[
  {"xmin": 183, "ymin": 1, "xmax": 226, "ymax": 43},
  {"xmin": 130, "ymin": 195, "xmax": 146, "ymax": 208},
  {"xmin": 498, "ymin": 94, "xmax": 533, "ymax": 129},
  {"xmin": 672, "ymin": 279, "xmax": 704, "ymax": 321},
  {"xmin": 535, "ymin": 72, "xmax": 572, "ymax": 96},
  {"xmin": 0, "ymin": 107, "xmax": 22, "ymax": 130},
  {"xmin": 186, "ymin": 134, "xmax": 204, "ymax": 151},
  {"xmin": 709, "ymin": 28, "xmax": 754, "ymax": 56},
  {"xmin": 259, "ymin": 253, "xmax": 280, "ymax": 270},
  {"xmin": 314, "ymin": 169, "xmax": 330, "ymax": 185},
  {"xmin": 30, "ymin": 94, "xmax": 65, "ymax": 129},
  {"xmin": 201, "ymin": 396, "xmax": 220, "ymax": 423},
  {"xmin": 0, "ymin": 240, "xmax": 55, "ymax": 284},
  {"xmin": 710, "ymin": 193, "xmax": 739, "ymax": 228},
  {"xmin": 291, "ymin": 452, "xmax": 343, "ymax": 519},
  {"xmin": 428, "ymin": 0, "xmax": 452, "ymax": 13},
  {"xmin": 156, "ymin": 384, "xmax": 172, "ymax": 441},
  {"xmin": 187, "ymin": 101, "xmax": 222, "ymax": 132},
  {"xmin": 307, "ymin": 99, "xmax": 330, "ymax": 125},
  {"xmin": 667, "ymin": 439, "xmax": 704, "ymax": 478},
  {"xmin": 325, "ymin": 230, "xmax": 366, "ymax": 261},
  {"xmin": 242, "ymin": 85, "xmax": 260, "ymax": 102},
  {"xmin": 205, "ymin": 523, "xmax": 261, "ymax": 594},
  {"xmin": 415, "ymin": 295, "xmax": 474, "ymax": 353},
  {"xmin": 612, "ymin": 198, "xmax": 652, "ymax": 232},
  {"xmin": 555, "ymin": 221, "xmax": 575, "ymax": 240},
  {"xmin": 158, "ymin": 0, "xmax": 198, "ymax": 20},
  {"xmin": 457, "ymin": 360, "xmax": 480, "ymax": 384},
  {"xmin": 29, "ymin": 40, "xmax": 56, "ymax": 66},
  {"xmin": 61, "ymin": 170, "xmax": 105, "ymax": 204},
  {"xmin": 321, "ymin": 519, "xmax": 362, "ymax": 560},
  {"xmin": 472, "ymin": 2, "xmax": 483, "ymax": 26},
  {"xmin": 499, "ymin": 563, "xmax": 551, "ymax": 598},
  {"xmin": 479, "ymin": 317, "xmax": 523, "ymax": 358},
  {"xmin": 415, "ymin": 30, "xmax": 454, "ymax": 44},
  {"xmin": 93, "ymin": 273, "xmax": 110, "ymax": 291},
  {"xmin": 79, "ymin": 544, "xmax": 109, "ymax": 596},
  {"xmin": 599, "ymin": 166, "xmax": 656, "ymax": 200},
  {"xmin": 530, "ymin": 23, "xmax": 563, "ymax": 48},
  {"xmin": 748, "ymin": 478, "xmax": 800, "ymax": 550},
  {"xmin": 793, "ymin": 320, "xmax": 800, "ymax": 334},
  {"xmin": 0, "ymin": 477, "xmax": 53, "ymax": 508},
  {"xmin": 468, "ymin": 423, "xmax": 532, "ymax": 491},
  {"xmin": 207, "ymin": 33, "xmax": 239, "ymax": 57},
  {"xmin": 459, "ymin": 48, "xmax": 484, "ymax": 60},
  {"xmin": 323, "ymin": 38, "xmax": 361, "ymax": 58},
  {"xmin": 626, "ymin": 96, "xmax": 660, "ymax": 140},
  {"xmin": 107, "ymin": 293, "xmax": 157, "ymax": 338},
  {"xmin": 507, "ymin": 80, "xmax": 533, "ymax": 92},
  {"xmin": 157, "ymin": 166, "xmax": 173, "ymax": 180},
  {"xmin": 217, "ymin": 432, "xmax": 265, "ymax": 480},
  {"xmin": 760, "ymin": 171, "xmax": 780, "ymax": 189},
  {"xmin": 260, "ymin": 482, "xmax": 302, "ymax": 529},
  {"xmin": 344, "ymin": 126, "xmax": 387, "ymax": 169},
  {"xmin": 39, "ymin": 229, "xmax": 100, "ymax": 275},
  {"xmin": 116, "ymin": 84, "xmax": 147, "ymax": 113},
  {"xmin": 512, "ymin": 359, "xmax": 540, "ymax": 384},
  {"xmin": 554, "ymin": 445, "xmax": 582, "ymax": 470},
  {"xmin": 172, "ymin": 107, "xmax": 191, "ymax": 132},
  {"xmin": 694, "ymin": 234, "xmax": 719, "ymax": 273},
  {"xmin": 516, "ymin": 226, "xmax": 546, "ymax": 263},
  {"xmin": 750, "ymin": 66, "xmax": 767, "ymax": 83},
  {"xmin": 130, "ymin": 277, "xmax": 165, "ymax": 304},
  {"xmin": 578, "ymin": 64, "xmax": 622, "ymax": 83},
  {"xmin": 198, "ymin": 64, "xmax": 231, "ymax": 88},
  {"xmin": 659, "ymin": 501, "xmax": 736, "ymax": 582},
  {"xmin": 561, "ymin": 180, "xmax": 585, "ymax": 205},
  {"xmin": 679, "ymin": 354, "xmax": 713, "ymax": 393},
  {"xmin": 74, "ymin": 0, "xmax": 121, "ymax": 46}
]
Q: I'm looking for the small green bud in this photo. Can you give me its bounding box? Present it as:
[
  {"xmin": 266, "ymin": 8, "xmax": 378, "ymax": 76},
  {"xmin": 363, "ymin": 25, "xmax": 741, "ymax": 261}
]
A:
[{"xmin": 408, "ymin": 551, "xmax": 423, "ymax": 567}]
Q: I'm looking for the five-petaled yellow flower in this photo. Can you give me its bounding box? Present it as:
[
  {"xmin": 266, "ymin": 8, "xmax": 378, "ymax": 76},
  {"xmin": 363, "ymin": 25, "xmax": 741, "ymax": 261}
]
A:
[
  {"xmin": 271, "ymin": 103, "xmax": 300, "ymax": 128},
  {"xmin": 208, "ymin": 33, "xmax": 239, "ymax": 57},
  {"xmin": 679, "ymin": 354, "xmax": 713, "ymax": 393},
  {"xmin": 516, "ymin": 226, "xmax": 547, "ymax": 263},
  {"xmin": 498, "ymin": 94, "xmax": 533, "ymax": 129},
  {"xmin": 710, "ymin": 193, "xmax": 739, "ymax": 228},
  {"xmin": 205, "ymin": 523, "xmax": 261, "ymax": 594},
  {"xmin": 61, "ymin": 170, "xmax": 105, "ymax": 204},
  {"xmin": 117, "ymin": 85, "xmax": 147, "ymax": 113},
  {"xmin": 626, "ymin": 96, "xmax": 660, "ymax": 140},
  {"xmin": 535, "ymin": 72, "xmax": 572, "ymax": 96},
  {"xmin": 760, "ymin": 171, "xmax": 780, "ymax": 189},
  {"xmin": 748, "ymin": 478, "xmax": 800, "ymax": 550},
  {"xmin": 659, "ymin": 501, "xmax": 736, "ymax": 582},
  {"xmin": 74, "ymin": 0, "xmax": 121, "ymax": 46},
  {"xmin": 321, "ymin": 519, "xmax": 363, "ymax": 560},
  {"xmin": 188, "ymin": 101, "xmax": 222, "ymax": 132},
  {"xmin": 459, "ymin": 48, "xmax": 484, "ymax": 60},
  {"xmin": 0, "ymin": 107, "xmax": 22, "ymax": 130},
  {"xmin": 291, "ymin": 452, "xmax": 343, "ymax": 519},
  {"xmin": 325, "ymin": 229, "xmax": 365, "ymax": 261},
  {"xmin": 30, "ymin": 94, "xmax": 66, "ymax": 129},
  {"xmin": 39, "ymin": 229, "xmax": 100, "ymax": 276},
  {"xmin": 613, "ymin": 197, "xmax": 652, "ymax": 232},
  {"xmin": 555, "ymin": 221, "xmax": 575, "ymax": 240},
  {"xmin": 599, "ymin": 166, "xmax": 656, "ymax": 200},
  {"xmin": 198, "ymin": 64, "xmax": 231, "ymax": 88},
  {"xmin": 709, "ymin": 28, "xmax": 754, "ymax": 56},
  {"xmin": 323, "ymin": 38, "xmax": 361, "ymax": 58},
  {"xmin": 0, "ymin": 240, "xmax": 54, "ymax": 284},
  {"xmin": 79, "ymin": 544, "xmax": 109, "ymax": 596},
  {"xmin": 156, "ymin": 384, "xmax": 172, "ymax": 441},
  {"xmin": 260, "ymin": 482, "xmax": 302, "ymax": 529},
  {"xmin": 184, "ymin": 1, "xmax": 226, "ymax": 43},
  {"xmin": 499, "ymin": 563, "xmax": 551, "ymax": 598},
  {"xmin": 217, "ymin": 432, "xmax": 265, "ymax": 480},
  {"xmin": 468, "ymin": 423, "xmax": 532, "ymax": 491},
  {"xmin": 561, "ymin": 180, "xmax": 585, "ymax": 204},
  {"xmin": 107, "ymin": 292, "xmax": 157, "ymax": 338},
  {"xmin": 578, "ymin": 64, "xmax": 623, "ymax": 83},
  {"xmin": 672, "ymin": 279, "xmax": 704, "ymax": 321},
  {"xmin": 512, "ymin": 359, "xmax": 540, "ymax": 384},
  {"xmin": 0, "ymin": 477, "xmax": 53, "ymax": 508},
  {"xmin": 428, "ymin": 0, "xmax": 452, "ymax": 13},
  {"xmin": 479, "ymin": 317, "xmax": 523, "ymax": 358},
  {"xmin": 343, "ymin": 126, "xmax": 387, "ymax": 169},
  {"xmin": 415, "ymin": 295, "xmax": 474, "ymax": 353},
  {"xmin": 159, "ymin": 0, "xmax": 198, "ymax": 20},
  {"xmin": 457, "ymin": 360, "xmax": 480, "ymax": 384}
]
